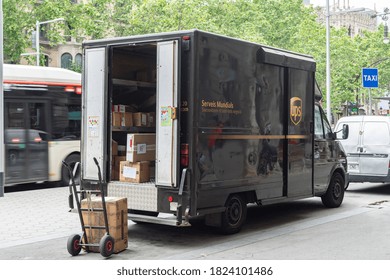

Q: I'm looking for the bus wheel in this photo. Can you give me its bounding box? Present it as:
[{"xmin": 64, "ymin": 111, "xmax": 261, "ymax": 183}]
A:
[
  {"xmin": 62, "ymin": 154, "xmax": 81, "ymax": 186},
  {"xmin": 321, "ymin": 172, "xmax": 345, "ymax": 208},
  {"xmin": 220, "ymin": 194, "xmax": 247, "ymax": 234}
]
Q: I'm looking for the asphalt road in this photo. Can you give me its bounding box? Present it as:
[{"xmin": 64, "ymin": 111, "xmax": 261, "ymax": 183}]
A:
[{"xmin": 0, "ymin": 182, "xmax": 389, "ymax": 260}]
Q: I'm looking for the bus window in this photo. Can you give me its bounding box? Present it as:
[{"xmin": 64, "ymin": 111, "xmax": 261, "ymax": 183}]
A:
[
  {"xmin": 7, "ymin": 102, "xmax": 24, "ymax": 128},
  {"xmin": 52, "ymin": 100, "xmax": 81, "ymax": 140},
  {"xmin": 29, "ymin": 103, "xmax": 47, "ymax": 131}
]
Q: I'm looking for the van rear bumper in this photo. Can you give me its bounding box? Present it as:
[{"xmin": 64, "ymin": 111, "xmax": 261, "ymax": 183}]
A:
[
  {"xmin": 349, "ymin": 172, "xmax": 390, "ymax": 183},
  {"xmin": 344, "ymin": 172, "xmax": 350, "ymax": 187}
]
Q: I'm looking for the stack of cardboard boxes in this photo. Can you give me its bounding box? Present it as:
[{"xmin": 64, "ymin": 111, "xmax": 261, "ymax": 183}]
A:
[
  {"xmin": 111, "ymin": 140, "xmax": 126, "ymax": 181},
  {"xmin": 119, "ymin": 133, "xmax": 155, "ymax": 183},
  {"xmin": 111, "ymin": 104, "xmax": 156, "ymax": 183},
  {"xmin": 112, "ymin": 134, "xmax": 156, "ymax": 183},
  {"xmin": 112, "ymin": 104, "xmax": 155, "ymax": 129},
  {"xmin": 112, "ymin": 105, "xmax": 133, "ymax": 128},
  {"xmin": 132, "ymin": 112, "xmax": 156, "ymax": 127}
]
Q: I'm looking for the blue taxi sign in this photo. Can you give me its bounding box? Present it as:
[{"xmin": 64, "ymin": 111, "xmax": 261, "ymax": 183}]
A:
[{"xmin": 362, "ymin": 68, "xmax": 378, "ymax": 88}]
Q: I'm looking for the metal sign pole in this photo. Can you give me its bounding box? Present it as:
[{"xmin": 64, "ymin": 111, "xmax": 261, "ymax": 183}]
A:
[{"xmin": 368, "ymin": 88, "xmax": 372, "ymax": 115}]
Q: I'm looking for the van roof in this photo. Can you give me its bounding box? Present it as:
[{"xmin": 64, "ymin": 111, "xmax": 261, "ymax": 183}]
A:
[
  {"xmin": 337, "ymin": 115, "xmax": 390, "ymax": 123},
  {"xmin": 83, "ymin": 29, "xmax": 316, "ymax": 72}
]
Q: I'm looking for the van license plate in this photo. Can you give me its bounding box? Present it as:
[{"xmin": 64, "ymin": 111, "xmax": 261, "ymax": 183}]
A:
[
  {"xmin": 170, "ymin": 202, "xmax": 178, "ymax": 211},
  {"xmin": 348, "ymin": 164, "xmax": 358, "ymax": 171}
]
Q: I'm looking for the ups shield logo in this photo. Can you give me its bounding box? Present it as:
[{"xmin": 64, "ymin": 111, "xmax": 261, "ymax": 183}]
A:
[{"xmin": 290, "ymin": 97, "xmax": 302, "ymax": 125}]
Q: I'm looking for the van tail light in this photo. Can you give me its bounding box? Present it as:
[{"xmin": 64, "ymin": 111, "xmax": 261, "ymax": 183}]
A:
[{"xmin": 180, "ymin": 143, "xmax": 189, "ymax": 167}]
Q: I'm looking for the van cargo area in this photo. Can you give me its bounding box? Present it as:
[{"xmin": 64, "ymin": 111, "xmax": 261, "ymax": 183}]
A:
[{"xmin": 109, "ymin": 45, "xmax": 159, "ymax": 213}]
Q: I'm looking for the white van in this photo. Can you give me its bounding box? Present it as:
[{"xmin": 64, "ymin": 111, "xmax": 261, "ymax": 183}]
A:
[{"xmin": 335, "ymin": 115, "xmax": 390, "ymax": 183}]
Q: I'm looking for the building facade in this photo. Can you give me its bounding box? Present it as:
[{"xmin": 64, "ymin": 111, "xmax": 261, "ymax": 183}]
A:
[
  {"xmin": 38, "ymin": 38, "xmax": 82, "ymax": 69},
  {"xmin": 309, "ymin": 0, "xmax": 377, "ymax": 36},
  {"xmin": 20, "ymin": 0, "xmax": 84, "ymax": 69}
]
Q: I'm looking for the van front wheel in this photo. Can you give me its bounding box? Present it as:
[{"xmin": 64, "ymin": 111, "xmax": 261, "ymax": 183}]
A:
[{"xmin": 321, "ymin": 172, "xmax": 345, "ymax": 208}]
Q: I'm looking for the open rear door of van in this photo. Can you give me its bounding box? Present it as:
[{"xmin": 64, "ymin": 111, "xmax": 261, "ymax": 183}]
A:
[
  {"xmin": 155, "ymin": 40, "xmax": 179, "ymax": 187},
  {"xmin": 82, "ymin": 48, "xmax": 106, "ymax": 181}
]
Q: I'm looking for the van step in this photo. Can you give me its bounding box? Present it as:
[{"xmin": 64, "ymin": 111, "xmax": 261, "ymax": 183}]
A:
[{"xmin": 128, "ymin": 213, "xmax": 191, "ymax": 227}]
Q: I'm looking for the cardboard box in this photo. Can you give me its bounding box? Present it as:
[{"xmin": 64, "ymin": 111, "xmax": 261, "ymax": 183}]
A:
[
  {"xmin": 112, "ymin": 112, "xmax": 133, "ymax": 127},
  {"xmin": 148, "ymin": 160, "xmax": 156, "ymax": 179},
  {"xmin": 133, "ymin": 112, "xmax": 148, "ymax": 127},
  {"xmin": 119, "ymin": 161, "xmax": 150, "ymax": 183},
  {"xmin": 81, "ymin": 197, "xmax": 128, "ymax": 254},
  {"xmin": 118, "ymin": 145, "xmax": 126, "ymax": 156},
  {"xmin": 147, "ymin": 112, "xmax": 156, "ymax": 127},
  {"xmin": 112, "ymin": 104, "xmax": 131, "ymax": 113},
  {"xmin": 112, "ymin": 156, "xmax": 126, "ymax": 180},
  {"xmin": 126, "ymin": 133, "xmax": 156, "ymax": 162},
  {"xmin": 112, "ymin": 140, "xmax": 118, "ymax": 156}
]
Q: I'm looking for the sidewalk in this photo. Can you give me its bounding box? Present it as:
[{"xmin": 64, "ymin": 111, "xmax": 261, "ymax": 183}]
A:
[{"xmin": 0, "ymin": 186, "xmax": 80, "ymax": 249}]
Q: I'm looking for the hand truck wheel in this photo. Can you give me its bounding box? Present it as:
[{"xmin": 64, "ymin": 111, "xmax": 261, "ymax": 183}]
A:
[
  {"xmin": 99, "ymin": 234, "xmax": 115, "ymax": 257},
  {"xmin": 67, "ymin": 234, "xmax": 82, "ymax": 256}
]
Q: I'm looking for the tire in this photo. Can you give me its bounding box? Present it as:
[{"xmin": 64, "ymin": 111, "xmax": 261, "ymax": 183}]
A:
[
  {"xmin": 220, "ymin": 194, "xmax": 247, "ymax": 234},
  {"xmin": 99, "ymin": 234, "xmax": 115, "ymax": 257},
  {"xmin": 67, "ymin": 234, "xmax": 82, "ymax": 256},
  {"xmin": 62, "ymin": 154, "xmax": 81, "ymax": 186},
  {"xmin": 321, "ymin": 172, "xmax": 345, "ymax": 208}
]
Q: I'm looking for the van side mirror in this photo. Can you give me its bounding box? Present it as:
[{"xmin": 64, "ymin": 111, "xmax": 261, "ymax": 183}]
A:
[
  {"xmin": 334, "ymin": 124, "xmax": 349, "ymax": 139},
  {"xmin": 342, "ymin": 124, "xmax": 349, "ymax": 139}
]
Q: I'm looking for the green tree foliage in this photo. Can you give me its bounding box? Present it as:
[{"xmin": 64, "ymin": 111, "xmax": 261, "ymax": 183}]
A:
[
  {"xmin": 3, "ymin": 0, "xmax": 33, "ymax": 63},
  {"xmin": 3, "ymin": 0, "xmax": 390, "ymax": 113}
]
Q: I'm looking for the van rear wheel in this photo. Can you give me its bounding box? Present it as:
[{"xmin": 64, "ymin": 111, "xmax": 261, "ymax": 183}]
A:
[
  {"xmin": 321, "ymin": 172, "xmax": 345, "ymax": 208},
  {"xmin": 220, "ymin": 194, "xmax": 247, "ymax": 234}
]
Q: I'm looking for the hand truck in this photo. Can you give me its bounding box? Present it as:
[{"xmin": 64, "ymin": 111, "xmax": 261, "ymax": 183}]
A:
[{"xmin": 64, "ymin": 157, "xmax": 115, "ymax": 258}]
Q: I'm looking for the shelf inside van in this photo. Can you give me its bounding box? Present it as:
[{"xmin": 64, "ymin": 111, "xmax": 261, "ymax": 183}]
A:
[
  {"xmin": 112, "ymin": 78, "xmax": 156, "ymax": 88},
  {"xmin": 112, "ymin": 126, "xmax": 155, "ymax": 133}
]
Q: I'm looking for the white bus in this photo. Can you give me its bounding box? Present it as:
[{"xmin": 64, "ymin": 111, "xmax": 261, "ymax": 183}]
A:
[{"xmin": 3, "ymin": 64, "xmax": 81, "ymax": 187}]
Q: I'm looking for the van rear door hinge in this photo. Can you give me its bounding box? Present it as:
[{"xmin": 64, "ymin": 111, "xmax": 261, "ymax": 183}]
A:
[{"xmin": 171, "ymin": 107, "xmax": 177, "ymax": 119}]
